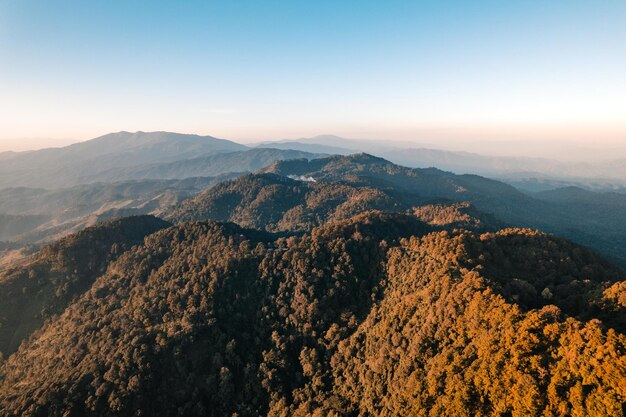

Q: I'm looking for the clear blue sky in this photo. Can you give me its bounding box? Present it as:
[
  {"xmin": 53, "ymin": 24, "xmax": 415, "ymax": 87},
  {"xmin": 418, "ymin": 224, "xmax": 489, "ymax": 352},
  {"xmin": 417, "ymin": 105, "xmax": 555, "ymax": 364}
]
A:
[{"xmin": 0, "ymin": 0, "xmax": 625, "ymax": 150}]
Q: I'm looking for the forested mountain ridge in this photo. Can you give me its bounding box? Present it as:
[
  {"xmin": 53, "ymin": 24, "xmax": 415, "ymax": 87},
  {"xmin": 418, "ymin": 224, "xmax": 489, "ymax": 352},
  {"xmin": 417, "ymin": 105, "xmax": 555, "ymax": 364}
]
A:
[
  {"xmin": 166, "ymin": 172, "xmax": 418, "ymax": 232},
  {"xmin": 0, "ymin": 213, "xmax": 625, "ymax": 416},
  {"xmin": 0, "ymin": 215, "xmax": 170, "ymax": 356},
  {"xmin": 262, "ymin": 153, "xmax": 626, "ymax": 267},
  {"xmin": 1, "ymin": 151, "xmax": 626, "ymax": 416},
  {"xmin": 166, "ymin": 171, "xmax": 504, "ymax": 235}
]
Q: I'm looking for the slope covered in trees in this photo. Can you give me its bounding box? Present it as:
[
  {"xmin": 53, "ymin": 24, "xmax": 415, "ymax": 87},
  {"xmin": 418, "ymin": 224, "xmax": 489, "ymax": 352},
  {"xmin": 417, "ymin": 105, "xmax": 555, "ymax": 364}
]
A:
[
  {"xmin": 1, "ymin": 212, "xmax": 625, "ymax": 416},
  {"xmin": 165, "ymin": 172, "xmax": 503, "ymax": 236},
  {"xmin": 0, "ymin": 215, "xmax": 170, "ymax": 356},
  {"xmin": 264, "ymin": 154, "xmax": 626, "ymax": 267},
  {"xmin": 166, "ymin": 173, "xmax": 420, "ymax": 232}
]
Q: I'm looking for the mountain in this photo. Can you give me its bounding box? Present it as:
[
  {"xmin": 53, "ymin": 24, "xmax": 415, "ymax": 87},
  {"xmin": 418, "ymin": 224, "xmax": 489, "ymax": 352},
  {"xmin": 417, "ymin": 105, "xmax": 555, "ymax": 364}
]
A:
[
  {"xmin": 166, "ymin": 171, "xmax": 502, "ymax": 234},
  {"xmin": 163, "ymin": 153, "xmax": 626, "ymax": 268},
  {"xmin": 0, "ymin": 131, "xmax": 248, "ymax": 189},
  {"xmin": 257, "ymin": 136, "xmax": 354, "ymax": 155},
  {"xmin": 89, "ymin": 148, "xmax": 320, "ymax": 183},
  {"xmin": 0, "ymin": 213, "xmax": 625, "ymax": 416},
  {"xmin": 260, "ymin": 135, "xmax": 626, "ymax": 190},
  {"xmin": 2, "ymin": 145, "xmax": 626, "ymax": 415},
  {"xmin": 0, "ymin": 132, "xmax": 321, "ymax": 189},
  {"xmin": 0, "ymin": 143, "xmax": 320, "ymax": 247},
  {"xmin": 506, "ymin": 177, "xmax": 626, "ymax": 193},
  {"xmin": 260, "ymin": 154, "xmax": 626, "ymax": 267},
  {"xmin": 0, "ymin": 214, "xmax": 50, "ymax": 241},
  {"xmin": 535, "ymin": 186, "xmax": 626, "ymax": 206},
  {"xmin": 167, "ymin": 173, "xmax": 416, "ymax": 232},
  {"xmin": 0, "ymin": 215, "xmax": 170, "ymax": 356},
  {"xmin": 260, "ymin": 134, "xmax": 436, "ymax": 154}
]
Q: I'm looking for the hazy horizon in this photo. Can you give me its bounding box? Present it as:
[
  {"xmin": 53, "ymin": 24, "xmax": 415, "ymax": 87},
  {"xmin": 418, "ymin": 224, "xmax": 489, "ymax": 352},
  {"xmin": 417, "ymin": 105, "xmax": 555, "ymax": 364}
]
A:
[
  {"xmin": 1, "ymin": 1, "xmax": 624, "ymax": 154},
  {"xmin": 3, "ymin": 130, "xmax": 626, "ymax": 163}
]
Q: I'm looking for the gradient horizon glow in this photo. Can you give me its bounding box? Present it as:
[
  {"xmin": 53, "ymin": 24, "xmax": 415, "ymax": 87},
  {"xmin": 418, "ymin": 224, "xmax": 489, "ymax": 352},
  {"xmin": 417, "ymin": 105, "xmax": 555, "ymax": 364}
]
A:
[{"xmin": 0, "ymin": 0, "xmax": 625, "ymax": 151}]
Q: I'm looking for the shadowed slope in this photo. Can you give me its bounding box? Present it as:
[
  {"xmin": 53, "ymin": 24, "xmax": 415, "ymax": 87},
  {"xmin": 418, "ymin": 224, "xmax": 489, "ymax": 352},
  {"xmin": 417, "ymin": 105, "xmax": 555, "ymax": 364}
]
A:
[{"xmin": 0, "ymin": 215, "xmax": 170, "ymax": 356}]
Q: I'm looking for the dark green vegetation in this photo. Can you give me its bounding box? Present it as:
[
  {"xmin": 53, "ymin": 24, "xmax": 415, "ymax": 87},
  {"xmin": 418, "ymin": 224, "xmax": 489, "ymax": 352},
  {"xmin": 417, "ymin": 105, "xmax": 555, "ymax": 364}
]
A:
[
  {"xmin": 168, "ymin": 173, "xmax": 415, "ymax": 232},
  {"xmin": 2, "ymin": 148, "xmax": 626, "ymax": 416},
  {"xmin": 167, "ymin": 171, "xmax": 503, "ymax": 235}
]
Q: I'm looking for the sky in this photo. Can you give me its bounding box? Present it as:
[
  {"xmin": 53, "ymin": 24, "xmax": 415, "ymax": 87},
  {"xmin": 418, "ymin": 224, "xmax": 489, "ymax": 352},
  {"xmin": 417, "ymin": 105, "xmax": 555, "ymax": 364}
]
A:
[{"xmin": 0, "ymin": 0, "xmax": 625, "ymax": 152}]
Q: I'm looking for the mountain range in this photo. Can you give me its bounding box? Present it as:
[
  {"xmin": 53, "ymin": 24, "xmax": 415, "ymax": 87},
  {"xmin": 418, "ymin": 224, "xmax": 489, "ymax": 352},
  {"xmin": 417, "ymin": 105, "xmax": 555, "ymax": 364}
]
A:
[
  {"xmin": 1, "ymin": 132, "xmax": 626, "ymax": 415},
  {"xmin": 2, "ymin": 132, "xmax": 626, "ymax": 269},
  {"xmin": 258, "ymin": 134, "xmax": 626, "ymax": 191},
  {"xmin": 0, "ymin": 131, "xmax": 316, "ymax": 189},
  {"xmin": 4, "ymin": 131, "xmax": 626, "ymax": 192},
  {"xmin": 0, "ymin": 132, "xmax": 319, "ymax": 250}
]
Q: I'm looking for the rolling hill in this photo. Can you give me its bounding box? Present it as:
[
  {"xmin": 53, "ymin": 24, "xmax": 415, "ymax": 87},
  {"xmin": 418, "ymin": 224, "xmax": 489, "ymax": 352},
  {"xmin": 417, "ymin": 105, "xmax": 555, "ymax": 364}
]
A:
[
  {"xmin": 0, "ymin": 131, "xmax": 246, "ymax": 189},
  {"xmin": 166, "ymin": 171, "xmax": 502, "ymax": 234},
  {"xmin": 0, "ymin": 176, "xmax": 234, "ymax": 248}
]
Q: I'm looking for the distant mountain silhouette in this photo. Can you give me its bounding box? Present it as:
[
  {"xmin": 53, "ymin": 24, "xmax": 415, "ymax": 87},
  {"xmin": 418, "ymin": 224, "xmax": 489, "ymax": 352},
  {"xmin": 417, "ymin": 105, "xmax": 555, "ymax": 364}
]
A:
[
  {"xmin": 0, "ymin": 132, "xmax": 322, "ymax": 189},
  {"xmin": 260, "ymin": 135, "xmax": 626, "ymax": 189},
  {"xmin": 90, "ymin": 148, "xmax": 320, "ymax": 182}
]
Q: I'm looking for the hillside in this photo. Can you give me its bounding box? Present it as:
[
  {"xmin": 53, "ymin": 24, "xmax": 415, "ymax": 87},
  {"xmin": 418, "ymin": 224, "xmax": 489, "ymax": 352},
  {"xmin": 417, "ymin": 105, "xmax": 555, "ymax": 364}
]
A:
[
  {"xmin": 166, "ymin": 171, "xmax": 503, "ymax": 235},
  {"xmin": 0, "ymin": 214, "xmax": 49, "ymax": 241},
  {"xmin": 0, "ymin": 215, "xmax": 170, "ymax": 356},
  {"xmin": 167, "ymin": 173, "xmax": 419, "ymax": 232},
  {"xmin": 263, "ymin": 154, "xmax": 626, "ymax": 267},
  {"xmin": 0, "ymin": 213, "xmax": 625, "ymax": 416},
  {"xmin": 0, "ymin": 148, "xmax": 320, "ymax": 246}
]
